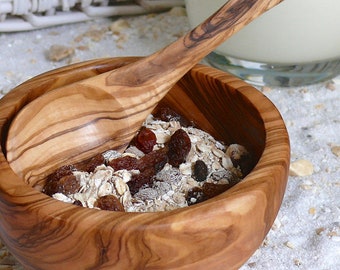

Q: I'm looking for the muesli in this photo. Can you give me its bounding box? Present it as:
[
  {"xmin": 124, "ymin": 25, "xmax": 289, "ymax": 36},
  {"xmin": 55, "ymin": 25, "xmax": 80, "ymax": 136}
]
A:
[{"xmin": 43, "ymin": 107, "xmax": 251, "ymax": 212}]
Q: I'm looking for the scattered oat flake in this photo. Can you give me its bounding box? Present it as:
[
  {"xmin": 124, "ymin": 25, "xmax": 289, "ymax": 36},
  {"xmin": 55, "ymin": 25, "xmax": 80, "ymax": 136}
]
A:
[
  {"xmin": 110, "ymin": 19, "xmax": 131, "ymax": 34},
  {"xmin": 299, "ymin": 88, "xmax": 309, "ymax": 93},
  {"xmin": 247, "ymin": 262, "xmax": 257, "ymax": 268},
  {"xmin": 308, "ymin": 207, "xmax": 316, "ymax": 215},
  {"xmin": 83, "ymin": 29, "xmax": 106, "ymax": 42},
  {"xmin": 76, "ymin": 45, "xmax": 89, "ymax": 51},
  {"xmin": 331, "ymin": 145, "xmax": 340, "ymax": 157},
  {"xmin": 272, "ymin": 218, "xmax": 282, "ymax": 230},
  {"xmin": 47, "ymin": 45, "xmax": 74, "ymax": 62},
  {"xmin": 48, "ymin": 31, "xmax": 60, "ymax": 36},
  {"xmin": 314, "ymin": 103, "xmax": 324, "ymax": 110},
  {"xmin": 74, "ymin": 28, "xmax": 107, "ymax": 43},
  {"xmin": 289, "ymin": 159, "xmax": 314, "ymax": 176},
  {"xmin": 316, "ymin": 227, "xmax": 325, "ymax": 235},
  {"xmin": 326, "ymin": 82, "xmax": 336, "ymax": 90},
  {"xmin": 327, "ymin": 230, "xmax": 339, "ymax": 238},
  {"xmin": 262, "ymin": 237, "xmax": 270, "ymax": 247},
  {"xmin": 261, "ymin": 86, "xmax": 272, "ymax": 93},
  {"xmin": 300, "ymin": 184, "xmax": 313, "ymax": 190},
  {"xmin": 284, "ymin": 241, "xmax": 294, "ymax": 249},
  {"xmin": 294, "ymin": 259, "xmax": 302, "ymax": 266}
]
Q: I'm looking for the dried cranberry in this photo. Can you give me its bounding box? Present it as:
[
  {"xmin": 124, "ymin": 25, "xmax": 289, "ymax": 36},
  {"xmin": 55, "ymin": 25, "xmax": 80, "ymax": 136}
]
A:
[
  {"xmin": 108, "ymin": 155, "xmax": 138, "ymax": 171},
  {"xmin": 167, "ymin": 129, "xmax": 191, "ymax": 167},
  {"xmin": 193, "ymin": 160, "xmax": 208, "ymax": 182},
  {"xmin": 95, "ymin": 195, "xmax": 125, "ymax": 212},
  {"xmin": 134, "ymin": 126, "xmax": 157, "ymax": 154}
]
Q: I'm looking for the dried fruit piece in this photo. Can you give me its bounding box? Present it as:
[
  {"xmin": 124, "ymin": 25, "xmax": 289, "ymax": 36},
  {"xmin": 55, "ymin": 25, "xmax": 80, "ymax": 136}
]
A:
[
  {"xmin": 78, "ymin": 154, "xmax": 105, "ymax": 173},
  {"xmin": 108, "ymin": 155, "xmax": 138, "ymax": 171},
  {"xmin": 134, "ymin": 126, "xmax": 157, "ymax": 154},
  {"xmin": 193, "ymin": 160, "xmax": 208, "ymax": 182},
  {"xmin": 46, "ymin": 164, "xmax": 76, "ymax": 183},
  {"xmin": 186, "ymin": 183, "xmax": 231, "ymax": 206},
  {"xmin": 44, "ymin": 174, "xmax": 80, "ymax": 196},
  {"xmin": 226, "ymin": 144, "xmax": 252, "ymax": 176},
  {"xmin": 43, "ymin": 165, "xmax": 78, "ymax": 196},
  {"xmin": 73, "ymin": 200, "xmax": 83, "ymax": 207},
  {"xmin": 127, "ymin": 167, "xmax": 156, "ymax": 195},
  {"xmin": 167, "ymin": 129, "xmax": 191, "ymax": 167},
  {"xmin": 136, "ymin": 147, "xmax": 168, "ymax": 172},
  {"xmin": 110, "ymin": 148, "xmax": 168, "ymax": 195},
  {"xmin": 186, "ymin": 187, "xmax": 206, "ymax": 206},
  {"xmin": 154, "ymin": 107, "xmax": 191, "ymax": 127},
  {"xmin": 95, "ymin": 195, "xmax": 125, "ymax": 212},
  {"xmin": 202, "ymin": 182, "xmax": 230, "ymax": 199}
]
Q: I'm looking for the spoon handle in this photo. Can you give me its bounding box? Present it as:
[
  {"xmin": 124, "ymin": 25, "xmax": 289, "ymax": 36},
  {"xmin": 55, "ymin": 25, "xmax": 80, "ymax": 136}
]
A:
[{"xmin": 106, "ymin": 0, "xmax": 283, "ymax": 88}]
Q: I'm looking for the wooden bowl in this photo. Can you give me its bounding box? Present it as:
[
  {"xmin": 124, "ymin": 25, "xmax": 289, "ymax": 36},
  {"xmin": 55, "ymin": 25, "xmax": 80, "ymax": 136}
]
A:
[{"xmin": 0, "ymin": 57, "xmax": 289, "ymax": 270}]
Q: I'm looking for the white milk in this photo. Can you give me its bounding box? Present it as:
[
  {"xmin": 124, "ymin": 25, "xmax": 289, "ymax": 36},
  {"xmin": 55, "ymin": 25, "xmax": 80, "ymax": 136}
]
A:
[{"xmin": 185, "ymin": 0, "xmax": 340, "ymax": 64}]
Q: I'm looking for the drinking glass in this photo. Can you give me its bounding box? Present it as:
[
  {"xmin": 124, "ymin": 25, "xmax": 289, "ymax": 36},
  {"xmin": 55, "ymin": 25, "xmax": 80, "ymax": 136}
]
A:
[{"xmin": 185, "ymin": 0, "xmax": 340, "ymax": 86}]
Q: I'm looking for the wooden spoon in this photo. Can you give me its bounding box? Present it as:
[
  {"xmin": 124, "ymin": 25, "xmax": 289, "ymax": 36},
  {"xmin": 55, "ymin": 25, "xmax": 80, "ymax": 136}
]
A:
[{"xmin": 6, "ymin": 0, "xmax": 282, "ymax": 182}]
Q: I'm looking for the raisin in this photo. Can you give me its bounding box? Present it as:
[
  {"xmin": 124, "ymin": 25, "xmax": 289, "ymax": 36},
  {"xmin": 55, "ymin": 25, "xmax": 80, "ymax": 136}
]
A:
[
  {"xmin": 154, "ymin": 107, "xmax": 191, "ymax": 127},
  {"xmin": 185, "ymin": 183, "xmax": 230, "ymax": 206},
  {"xmin": 108, "ymin": 155, "xmax": 138, "ymax": 171},
  {"xmin": 127, "ymin": 167, "xmax": 156, "ymax": 195},
  {"xmin": 136, "ymin": 147, "xmax": 168, "ymax": 173},
  {"xmin": 186, "ymin": 187, "xmax": 206, "ymax": 206},
  {"xmin": 134, "ymin": 126, "xmax": 157, "ymax": 154},
  {"xmin": 193, "ymin": 160, "xmax": 208, "ymax": 182},
  {"xmin": 125, "ymin": 148, "xmax": 168, "ymax": 195},
  {"xmin": 227, "ymin": 144, "xmax": 252, "ymax": 176},
  {"xmin": 73, "ymin": 200, "xmax": 83, "ymax": 207},
  {"xmin": 202, "ymin": 182, "xmax": 230, "ymax": 199},
  {"xmin": 44, "ymin": 165, "xmax": 77, "ymax": 196},
  {"xmin": 77, "ymin": 154, "xmax": 105, "ymax": 173},
  {"xmin": 43, "ymin": 174, "xmax": 80, "ymax": 196},
  {"xmin": 95, "ymin": 195, "xmax": 125, "ymax": 212},
  {"xmin": 167, "ymin": 129, "xmax": 191, "ymax": 167},
  {"xmin": 46, "ymin": 164, "xmax": 76, "ymax": 183}
]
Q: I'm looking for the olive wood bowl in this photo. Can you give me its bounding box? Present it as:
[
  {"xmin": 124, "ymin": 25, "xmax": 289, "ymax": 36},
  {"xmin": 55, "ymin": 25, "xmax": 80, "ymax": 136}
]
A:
[{"xmin": 0, "ymin": 57, "xmax": 290, "ymax": 270}]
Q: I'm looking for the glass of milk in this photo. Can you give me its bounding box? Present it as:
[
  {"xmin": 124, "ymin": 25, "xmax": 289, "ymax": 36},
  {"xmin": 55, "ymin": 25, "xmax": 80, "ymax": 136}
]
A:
[{"xmin": 185, "ymin": 0, "xmax": 340, "ymax": 86}]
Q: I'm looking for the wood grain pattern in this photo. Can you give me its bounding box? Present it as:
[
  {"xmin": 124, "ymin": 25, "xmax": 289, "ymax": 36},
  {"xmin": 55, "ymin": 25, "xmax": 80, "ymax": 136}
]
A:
[
  {"xmin": 6, "ymin": 0, "xmax": 283, "ymax": 184},
  {"xmin": 0, "ymin": 58, "xmax": 289, "ymax": 269}
]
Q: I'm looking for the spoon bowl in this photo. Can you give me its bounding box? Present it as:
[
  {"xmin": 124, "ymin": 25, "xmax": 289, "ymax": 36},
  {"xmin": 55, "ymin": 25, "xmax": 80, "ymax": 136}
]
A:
[{"xmin": 6, "ymin": 0, "xmax": 283, "ymax": 183}]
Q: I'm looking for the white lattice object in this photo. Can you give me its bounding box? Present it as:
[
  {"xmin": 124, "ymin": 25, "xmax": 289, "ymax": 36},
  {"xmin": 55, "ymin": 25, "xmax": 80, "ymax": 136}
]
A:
[{"xmin": 0, "ymin": 0, "xmax": 184, "ymax": 32}]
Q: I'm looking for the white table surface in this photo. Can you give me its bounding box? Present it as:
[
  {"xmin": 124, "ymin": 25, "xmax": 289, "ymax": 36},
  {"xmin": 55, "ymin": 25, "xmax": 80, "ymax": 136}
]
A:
[{"xmin": 0, "ymin": 7, "xmax": 339, "ymax": 270}]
